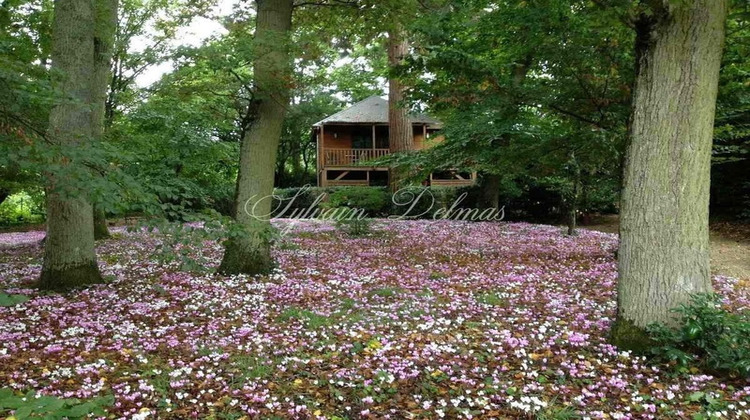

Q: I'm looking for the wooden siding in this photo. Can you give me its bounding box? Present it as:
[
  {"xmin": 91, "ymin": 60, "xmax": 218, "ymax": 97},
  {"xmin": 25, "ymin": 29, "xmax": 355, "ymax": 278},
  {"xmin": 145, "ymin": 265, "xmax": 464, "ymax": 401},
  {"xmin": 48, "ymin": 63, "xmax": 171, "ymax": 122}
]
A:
[
  {"xmin": 323, "ymin": 148, "xmax": 390, "ymax": 167},
  {"xmin": 316, "ymin": 123, "xmax": 473, "ymax": 188}
]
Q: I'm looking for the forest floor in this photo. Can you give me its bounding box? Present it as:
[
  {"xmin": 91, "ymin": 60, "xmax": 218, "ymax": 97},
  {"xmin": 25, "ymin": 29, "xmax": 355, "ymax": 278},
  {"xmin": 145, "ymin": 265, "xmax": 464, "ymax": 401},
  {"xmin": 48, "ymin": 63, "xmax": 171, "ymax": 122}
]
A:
[
  {"xmin": 1, "ymin": 220, "xmax": 749, "ymax": 419},
  {"xmin": 581, "ymin": 214, "xmax": 750, "ymax": 282}
]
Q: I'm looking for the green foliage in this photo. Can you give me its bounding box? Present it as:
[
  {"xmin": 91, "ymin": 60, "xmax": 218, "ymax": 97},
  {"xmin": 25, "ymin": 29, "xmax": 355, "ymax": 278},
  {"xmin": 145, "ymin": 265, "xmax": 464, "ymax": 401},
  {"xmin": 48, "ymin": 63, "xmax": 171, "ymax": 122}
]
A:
[
  {"xmin": 277, "ymin": 95, "xmax": 343, "ymax": 188},
  {"xmin": 326, "ymin": 187, "xmax": 390, "ymax": 216},
  {"xmin": 647, "ymin": 294, "xmax": 750, "ymax": 378},
  {"xmin": 0, "ymin": 293, "xmax": 30, "ymax": 307},
  {"xmin": 390, "ymin": 186, "xmax": 482, "ymax": 219},
  {"xmin": 0, "ymin": 191, "xmax": 45, "ymax": 226},
  {"xmin": 272, "ymin": 187, "xmax": 329, "ymax": 217},
  {"xmin": 0, "ymin": 388, "xmax": 113, "ymax": 419}
]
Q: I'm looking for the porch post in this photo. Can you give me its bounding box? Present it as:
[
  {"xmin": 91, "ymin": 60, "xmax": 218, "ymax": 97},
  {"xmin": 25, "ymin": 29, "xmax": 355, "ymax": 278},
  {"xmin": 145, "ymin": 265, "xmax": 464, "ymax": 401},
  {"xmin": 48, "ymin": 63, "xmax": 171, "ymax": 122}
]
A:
[
  {"xmin": 320, "ymin": 124, "xmax": 325, "ymax": 167},
  {"xmin": 372, "ymin": 124, "xmax": 376, "ymax": 149}
]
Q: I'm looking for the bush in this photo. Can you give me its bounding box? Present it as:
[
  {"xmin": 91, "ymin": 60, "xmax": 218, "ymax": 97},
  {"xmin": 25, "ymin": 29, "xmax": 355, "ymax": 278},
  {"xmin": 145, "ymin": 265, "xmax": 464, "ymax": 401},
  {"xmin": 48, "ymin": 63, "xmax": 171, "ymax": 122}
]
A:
[
  {"xmin": 391, "ymin": 186, "xmax": 481, "ymax": 219},
  {"xmin": 272, "ymin": 185, "xmax": 485, "ymax": 220},
  {"xmin": 326, "ymin": 187, "xmax": 390, "ymax": 217},
  {"xmin": 272, "ymin": 187, "xmax": 329, "ymax": 218},
  {"xmin": 647, "ymin": 294, "xmax": 750, "ymax": 378}
]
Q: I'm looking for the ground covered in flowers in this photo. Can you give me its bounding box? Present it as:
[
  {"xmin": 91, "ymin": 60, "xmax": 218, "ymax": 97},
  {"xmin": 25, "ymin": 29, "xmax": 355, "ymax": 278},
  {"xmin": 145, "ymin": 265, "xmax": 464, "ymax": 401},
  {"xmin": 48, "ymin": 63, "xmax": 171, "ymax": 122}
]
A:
[{"xmin": 1, "ymin": 220, "xmax": 749, "ymax": 419}]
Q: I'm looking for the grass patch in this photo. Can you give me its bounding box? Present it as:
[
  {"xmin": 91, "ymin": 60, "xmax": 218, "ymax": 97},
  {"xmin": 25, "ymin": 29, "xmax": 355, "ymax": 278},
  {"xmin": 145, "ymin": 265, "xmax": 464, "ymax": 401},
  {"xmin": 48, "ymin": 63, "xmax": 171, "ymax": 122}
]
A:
[
  {"xmin": 476, "ymin": 291, "xmax": 507, "ymax": 306},
  {"xmin": 226, "ymin": 354, "xmax": 275, "ymax": 388},
  {"xmin": 368, "ymin": 287, "xmax": 404, "ymax": 298},
  {"xmin": 278, "ymin": 307, "xmax": 333, "ymax": 329}
]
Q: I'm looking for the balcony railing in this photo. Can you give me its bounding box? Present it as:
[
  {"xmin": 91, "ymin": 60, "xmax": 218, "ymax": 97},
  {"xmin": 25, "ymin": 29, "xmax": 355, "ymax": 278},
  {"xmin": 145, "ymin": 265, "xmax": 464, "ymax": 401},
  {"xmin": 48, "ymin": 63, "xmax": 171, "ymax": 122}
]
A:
[{"xmin": 323, "ymin": 148, "xmax": 390, "ymax": 167}]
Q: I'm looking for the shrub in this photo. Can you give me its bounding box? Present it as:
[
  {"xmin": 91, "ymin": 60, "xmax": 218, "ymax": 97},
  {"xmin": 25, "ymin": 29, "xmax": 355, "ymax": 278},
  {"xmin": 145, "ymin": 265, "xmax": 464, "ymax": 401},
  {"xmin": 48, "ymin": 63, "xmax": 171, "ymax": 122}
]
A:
[
  {"xmin": 326, "ymin": 187, "xmax": 390, "ymax": 217},
  {"xmin": 272, "ymin": 187, "xmax": 328, "ymax": 218},
  {"xmin": 391, "ymin": 186, "xmax": 481, "ymax": 219},
  {"xmin": 647, "ymin": 293, "xmax": 750, "ymax": 378}
]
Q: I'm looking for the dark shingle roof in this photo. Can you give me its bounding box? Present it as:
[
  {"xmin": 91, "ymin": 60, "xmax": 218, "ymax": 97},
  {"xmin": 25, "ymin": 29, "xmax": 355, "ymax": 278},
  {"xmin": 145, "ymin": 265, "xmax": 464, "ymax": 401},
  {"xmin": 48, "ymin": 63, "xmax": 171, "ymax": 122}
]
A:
[{"xmin": 313, "ymin": 96, "xmax": 442, "ymax": 127}]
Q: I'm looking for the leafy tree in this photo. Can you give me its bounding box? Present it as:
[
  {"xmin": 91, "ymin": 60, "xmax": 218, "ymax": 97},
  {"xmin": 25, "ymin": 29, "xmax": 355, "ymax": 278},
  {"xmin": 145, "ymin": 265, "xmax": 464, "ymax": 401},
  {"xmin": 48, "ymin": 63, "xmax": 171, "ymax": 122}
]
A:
[
  {"xmin": 381, "ymin": 0, "xmax": 631, "ymax": 229},
  {"xmin": 218, "ymin": 0, "xmax": 294, "ymax": 276},
  {"xmin": 0, "ymin": 0, "xmax": 54, "ymax": 207},
  {"xmin": 712, "ymin": 4, "xmax": 750, "ymax": 219}
]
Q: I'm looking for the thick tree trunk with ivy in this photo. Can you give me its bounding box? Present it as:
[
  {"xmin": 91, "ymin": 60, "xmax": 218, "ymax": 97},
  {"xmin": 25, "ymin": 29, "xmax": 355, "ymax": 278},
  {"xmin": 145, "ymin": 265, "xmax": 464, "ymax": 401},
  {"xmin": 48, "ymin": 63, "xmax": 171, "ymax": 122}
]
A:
[
  {"xmin": 91, "ymin": 0, "xmax": 118, "ymax": 240},
  {"xmin": 218, "ymin": 0, "xmax": 293, "ymax": 276},
  {"xmin": 39, "ymin": 0, "xmax": 103, "ymax": 291},
  {"xmin": 387, "ymin": 27, "xmax": 413, "ymax": 192},
  {"xmin": 612, "ymin": 0, "xmax": 728, "ymax": 349}
]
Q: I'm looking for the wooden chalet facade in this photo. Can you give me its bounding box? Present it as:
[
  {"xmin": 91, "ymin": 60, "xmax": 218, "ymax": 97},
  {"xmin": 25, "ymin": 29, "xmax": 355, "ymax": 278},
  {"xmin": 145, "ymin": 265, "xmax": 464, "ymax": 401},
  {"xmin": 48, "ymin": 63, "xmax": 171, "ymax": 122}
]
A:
[{"xmin": 313, "ymin": 96, "xmax": 477, "ymax": 188}]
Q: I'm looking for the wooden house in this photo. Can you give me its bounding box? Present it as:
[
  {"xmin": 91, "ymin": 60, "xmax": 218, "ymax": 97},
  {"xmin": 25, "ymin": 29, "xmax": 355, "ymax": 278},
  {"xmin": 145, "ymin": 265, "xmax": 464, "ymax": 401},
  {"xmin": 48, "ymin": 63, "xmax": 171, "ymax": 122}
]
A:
[{"xmin": 313, "ymin": 96, "xmax": 477, "ymax": 187}]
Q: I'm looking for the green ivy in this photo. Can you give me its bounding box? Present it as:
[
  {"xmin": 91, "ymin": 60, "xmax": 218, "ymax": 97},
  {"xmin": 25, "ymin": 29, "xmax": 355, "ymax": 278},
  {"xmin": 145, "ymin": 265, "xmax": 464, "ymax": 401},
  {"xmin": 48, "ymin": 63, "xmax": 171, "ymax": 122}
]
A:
[
  {"xmin": 647, "ymin": 294, "xmax": 750, "ymax": 379},
  {"xmin": 0, "ymin": 293, "xmax": 29, "ymax": 307},
  {"xmin": 0, "ymin": 389, "xmax": 113, "ymax": 419}
]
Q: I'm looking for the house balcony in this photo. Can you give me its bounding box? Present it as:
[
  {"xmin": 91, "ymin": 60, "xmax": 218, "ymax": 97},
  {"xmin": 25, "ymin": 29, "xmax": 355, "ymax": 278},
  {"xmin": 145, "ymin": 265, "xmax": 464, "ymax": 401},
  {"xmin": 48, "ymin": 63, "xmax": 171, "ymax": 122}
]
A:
[{"xmin": 322, "ymin": 148, "xmax": 390, "ymax": 168}]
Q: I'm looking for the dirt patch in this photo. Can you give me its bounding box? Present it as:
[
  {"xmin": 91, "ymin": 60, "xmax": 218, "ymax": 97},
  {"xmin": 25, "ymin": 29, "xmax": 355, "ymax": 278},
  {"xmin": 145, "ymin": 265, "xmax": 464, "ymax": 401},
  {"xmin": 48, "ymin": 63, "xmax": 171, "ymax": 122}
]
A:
[{"xmin": 580, "ymin": 215, "xmax": 750, "ymax": 281}]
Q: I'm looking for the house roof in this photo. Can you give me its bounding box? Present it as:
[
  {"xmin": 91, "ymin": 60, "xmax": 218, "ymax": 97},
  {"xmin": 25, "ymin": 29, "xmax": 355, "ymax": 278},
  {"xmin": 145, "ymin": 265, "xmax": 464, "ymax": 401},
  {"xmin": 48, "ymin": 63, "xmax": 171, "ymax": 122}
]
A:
[{"xmin": 313, "ymin": 96, "xmax": 442, "ymax": 127}]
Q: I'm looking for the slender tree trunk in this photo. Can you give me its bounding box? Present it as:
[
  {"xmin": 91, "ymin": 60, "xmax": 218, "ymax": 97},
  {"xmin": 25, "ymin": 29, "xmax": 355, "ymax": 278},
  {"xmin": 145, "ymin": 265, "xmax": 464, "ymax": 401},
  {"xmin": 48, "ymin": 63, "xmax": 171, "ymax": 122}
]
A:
[
  {"xmin": 0, "ymin": 188, "xmax": 10, "ymax": 208},
  {"xmin": 479, "ymin": 174, "xmax": 500, "ymax": 210},
  {"xmin": 387, "ymin": 26, "xmax": 413, "ymax": 192},
  {"xmin": 567, "ymin": 152, "xmax": 581, "ymax": 236},
  {"xmin": 218, "ymin": 0, "xmax": 293, "ymax": 276},
  {"xmin": 93, "ymin": 207, "xmax": 110, "ymax": 239},
  {"xmin": 91, "ymin": 0, "xmax": 118, "ymax": 240},
  {"xmin": 481, "ymin": 57, "xmax": 532, "ymax": 206},
  {"xmin": 612, "ymin": 0, "xmax": 728, "ymax": 349},
  {"xmin": 39, "ymin": 0, "xmax": 104, "ymax": 291}
]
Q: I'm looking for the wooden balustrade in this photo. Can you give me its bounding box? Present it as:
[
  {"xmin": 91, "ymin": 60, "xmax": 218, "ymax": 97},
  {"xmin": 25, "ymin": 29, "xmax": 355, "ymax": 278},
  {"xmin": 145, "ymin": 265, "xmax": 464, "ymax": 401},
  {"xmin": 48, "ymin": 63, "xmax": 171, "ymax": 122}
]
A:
[{"xmin": 323, "ymin": 148, "xmax": 390, "ymax": 167}]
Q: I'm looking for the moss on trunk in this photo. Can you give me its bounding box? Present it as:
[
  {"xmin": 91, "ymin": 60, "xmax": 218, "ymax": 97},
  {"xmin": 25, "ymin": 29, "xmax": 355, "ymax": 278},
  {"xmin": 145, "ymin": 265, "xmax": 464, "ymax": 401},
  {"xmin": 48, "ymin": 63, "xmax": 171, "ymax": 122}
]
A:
[
  {"xmin": 609, "ymin": 318, "xmax": 656, "ymax": 354},
  {"xmin": 38, "ymin": 261, "xmax": 102, "ymax": 292},
  {"xmin": 218, "ymin": 236, "xmax": 274, "ymax": 276},
  {"xmin": 93, "ymin": 206, "xmax": 110, "ymax": 240}
]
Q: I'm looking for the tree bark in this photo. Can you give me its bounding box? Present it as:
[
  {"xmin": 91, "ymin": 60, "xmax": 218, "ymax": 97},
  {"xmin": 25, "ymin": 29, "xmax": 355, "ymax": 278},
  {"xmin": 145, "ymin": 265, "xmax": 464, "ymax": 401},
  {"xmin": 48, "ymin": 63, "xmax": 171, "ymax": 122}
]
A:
[
  {"xmin": 39, "ymin": 0, "xmax": 104, "ymax": 291},
  {"xmin": 93, "ymin": 206, "xmax": 110, "ymax": 240},
  {"xmin": 218, "ymin": 0, "xmax": 293, "ymax": 276},
  {"xmin": 481, "ymin": 56, "xmax": 532, "ymax": 208},
  {"xmin": 387, "ymin": 26, "xmax": 413, "ymax": 192},
  {"xmin": 479, "ymin": 174, "xmax": 500, "ymax": 210},
  {"xmin": 613, "ymin": 0, "xmax": 728, "ymax": 348},
  {"xmin": 567, "ymin": 154, "xmax": 581, "ymax": 236},
  {"xmin": 0, "ymin": 188, "xmax": 10, "ymax": 208},
  {"xmin": 92, "ymin": 0, "xmax": 118, "ymax": 240}
]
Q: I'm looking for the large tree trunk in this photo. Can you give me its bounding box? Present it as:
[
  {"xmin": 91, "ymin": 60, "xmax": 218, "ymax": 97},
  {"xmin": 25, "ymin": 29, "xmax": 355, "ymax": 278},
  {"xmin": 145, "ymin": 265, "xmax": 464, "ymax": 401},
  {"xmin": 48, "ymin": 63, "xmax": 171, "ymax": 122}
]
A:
[
  {"xmin": 387, "ymin": 26, "xmax": 413, "ymax": 192},
  {"xmin": 39, "ymin": 0, "xmax": 105, "ymax": 291},
  {"xmin": 218, "ymin": 0, "xmax": 293, "ymax": 276},
  {"xmin": 92, "ymin": 0, "xmax": 118, "ymax": 240},
  {"xmin": 612, "ymin": 0, "xmax": 728, "ymax": 349}
]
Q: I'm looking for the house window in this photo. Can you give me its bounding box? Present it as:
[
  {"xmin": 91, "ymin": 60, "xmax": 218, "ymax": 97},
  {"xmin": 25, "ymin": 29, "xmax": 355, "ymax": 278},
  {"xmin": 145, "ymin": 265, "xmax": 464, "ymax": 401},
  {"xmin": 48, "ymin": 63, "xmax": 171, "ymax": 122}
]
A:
[
  {"xmin": 351, "ymin": 126, "xmax": 371, "ymax": 149},
  {"xmin": 375, "ymin": 126, "xmax": 389, "ymax": 149}
]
